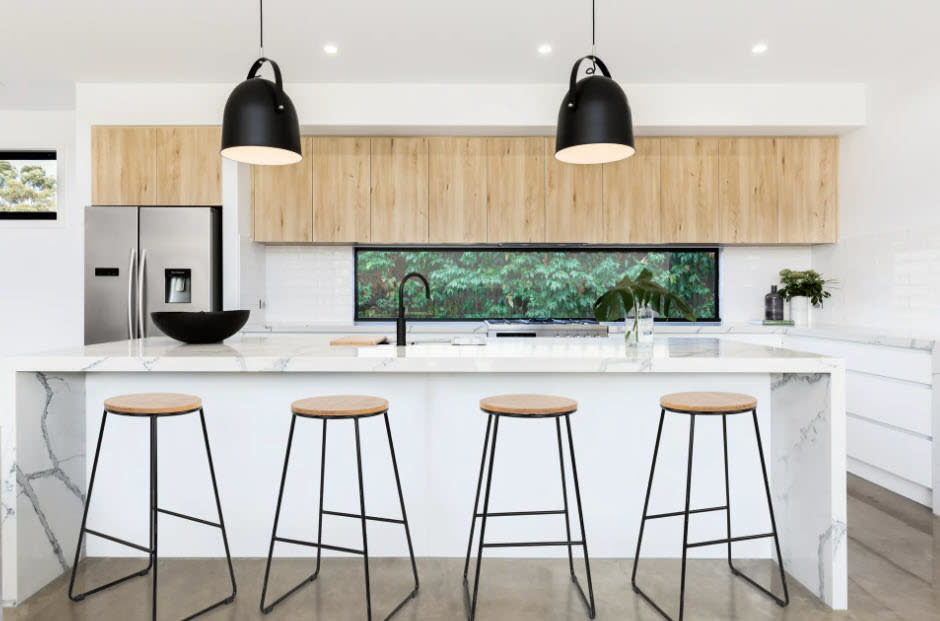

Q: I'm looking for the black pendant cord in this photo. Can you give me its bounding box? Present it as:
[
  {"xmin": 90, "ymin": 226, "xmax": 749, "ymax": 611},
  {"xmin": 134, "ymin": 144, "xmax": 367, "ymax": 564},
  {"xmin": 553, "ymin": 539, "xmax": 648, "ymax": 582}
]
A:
[
  {"xmin": 259, "ymin": 0, "xmax": 264, "ymax": 58},
  {"xmin": 587, "ymin": 0, "xmax": 597, "ymax": 74}
]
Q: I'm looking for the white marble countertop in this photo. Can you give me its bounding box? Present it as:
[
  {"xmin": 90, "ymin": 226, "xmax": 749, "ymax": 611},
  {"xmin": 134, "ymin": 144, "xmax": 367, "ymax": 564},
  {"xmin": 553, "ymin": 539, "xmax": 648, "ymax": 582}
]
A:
[{"xmin": 3, "ymin": 334, "xmax": 842, "ymax": 374}]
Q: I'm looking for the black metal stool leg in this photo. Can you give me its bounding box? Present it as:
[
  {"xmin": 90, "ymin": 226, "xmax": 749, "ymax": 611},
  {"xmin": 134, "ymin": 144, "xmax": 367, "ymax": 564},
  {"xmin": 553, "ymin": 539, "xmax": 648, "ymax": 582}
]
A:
[
  {"xmin": 564, "ymin": 414, "xmax": 596, "ymax": 618},
  {"xmin": 677, "ymin": 414, "xmax": 696, "ymax": 621},
  {"xmin": 261, "ymin": 413, "xmax": 314, "ymax": 614},
  {"xmin": 725, "ymin": 408, "xmax": 790, "ymax": 606},
  {"xmin": 632, "ymin": 409, "xmax": 666, "ymax": 593},
  {"xmin": 465, "ymin": 414, "xmax": 500, "ymax": 621},
  {"xmin": 722, "ymin": 414, "xmax": 734, "ymax": 573},
  {"xmin": 69, "ymin": 412, "xmax": 153, "ymax": 602},
  {"xmin": 384, "ymin": 413, "xmax": 420, "ymax": 612},
  {"xmin": 555, "ymin": 418, "xmax": 576, "ymax": 578},
  {"xmin": 354, "ymin": 418, "xmax": 373, "ymax": 621},
  {"xmin": 150, "ymin": 415, "xmax": 158, "ymax": 621},
  {"xmin": 315, "ymin": 419, "xmax": 328, "ymax": 576},
  {"xmin": 462, "ymin": 414, "xmax": 493, "ymax": 582}
]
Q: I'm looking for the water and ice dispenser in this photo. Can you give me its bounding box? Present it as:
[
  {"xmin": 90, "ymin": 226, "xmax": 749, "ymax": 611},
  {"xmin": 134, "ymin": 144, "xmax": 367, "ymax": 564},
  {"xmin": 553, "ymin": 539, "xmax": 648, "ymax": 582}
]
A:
[{"xmin": 165, "ymin": 268, "xmax": 192, "ymax": 304}]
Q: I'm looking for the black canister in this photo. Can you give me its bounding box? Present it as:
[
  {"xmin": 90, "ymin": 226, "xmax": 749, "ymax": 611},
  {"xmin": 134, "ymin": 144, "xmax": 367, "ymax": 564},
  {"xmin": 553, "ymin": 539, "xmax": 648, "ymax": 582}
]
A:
[{"xmin": 764, "ymin": 285, "xmax": 784, "ymax": 320}]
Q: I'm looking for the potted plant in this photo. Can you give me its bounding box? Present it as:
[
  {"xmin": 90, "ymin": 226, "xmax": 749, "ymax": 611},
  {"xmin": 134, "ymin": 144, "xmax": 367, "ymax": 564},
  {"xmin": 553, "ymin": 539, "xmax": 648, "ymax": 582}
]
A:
[
  {"xmin": 777, "ymin": 269, "xmax": 832, "ymax": 327},
  {"xmin": 593, "ymin": 268, "xmax": 696, "ymax": 345}
]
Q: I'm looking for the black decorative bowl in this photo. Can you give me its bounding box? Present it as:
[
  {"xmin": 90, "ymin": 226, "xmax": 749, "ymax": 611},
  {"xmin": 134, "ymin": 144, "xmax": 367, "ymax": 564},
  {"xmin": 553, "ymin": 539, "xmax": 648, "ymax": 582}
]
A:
[{"xmin": 151, "ymin": 310, "xmax": 250, "ymax": 344}]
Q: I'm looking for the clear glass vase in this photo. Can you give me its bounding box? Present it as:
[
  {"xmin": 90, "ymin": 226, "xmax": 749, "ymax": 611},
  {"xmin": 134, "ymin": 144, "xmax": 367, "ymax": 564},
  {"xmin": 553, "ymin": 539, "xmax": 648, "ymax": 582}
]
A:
[{"xmin": 625, "ymin": 304, "xmax": 654, "ymax": 346}]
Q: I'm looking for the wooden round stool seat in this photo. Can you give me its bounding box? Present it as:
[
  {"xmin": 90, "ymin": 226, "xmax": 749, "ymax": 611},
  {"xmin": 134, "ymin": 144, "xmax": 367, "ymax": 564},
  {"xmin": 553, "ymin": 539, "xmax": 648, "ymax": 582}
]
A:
[
  {"xmin": 660, "ymin": 391, "xmax": 757, "ymax": 414},
  {"xmin": 104, "ymin": 392, "xmax": 202, "ymax": 415},
  {"xmin": 479, "ymin": 394, "xmax": 577, "ymax": 417},
  {"xmin": 291, "ymin": 395, "xmax": 389, "ymax": 418}
]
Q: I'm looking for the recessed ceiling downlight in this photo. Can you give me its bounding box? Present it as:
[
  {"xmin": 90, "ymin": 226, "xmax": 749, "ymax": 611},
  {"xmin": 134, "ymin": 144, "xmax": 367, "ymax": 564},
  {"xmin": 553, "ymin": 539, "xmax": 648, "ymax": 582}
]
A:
[
  {"xmin": 538, "ymin": 44, "xmax": 553, "ymax": 55},
  {"xmin": 324, "ymin": 43, "xmax": 339, "ymax": 55},
  {"xmin": 752, "ymin": 42, "xmax": 769, "ymax": 55}
]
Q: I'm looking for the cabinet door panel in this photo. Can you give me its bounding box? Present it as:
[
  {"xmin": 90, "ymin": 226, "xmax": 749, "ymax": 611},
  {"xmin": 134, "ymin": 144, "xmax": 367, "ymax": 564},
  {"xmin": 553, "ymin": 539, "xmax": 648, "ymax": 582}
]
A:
[
  {"xmin": 313, "ymin": 137, "xmax": 371, "ymax": 242},
  {"xmin": 155, "ymin": 126, "xmax": 222, "ymax": 205},
  {"xmin": 719, "ymin": 137, "xmax": 777, "ymax": 243},
  {"xmin": 428, "ymin": 137, "xmax": 487, "ymax": 243},
  {"xmin": 486, "ymin": 137, "xmax": 545, "ymax": 243},
  {"xmin": 91, "ymin": 126, "xmax": 157, "ymax": 205},
  {"xmin": 776, "ymin": 137, "xmax": 838, "ymax": 243},
  {"xmin": 603, "ymin": 137, "xmax": 661, "ymax": 243},
  {"xmin": 546, "ymin": 138, "xmax": 603, "ymax": 243},
  {"xmin": 661, "ymin": 137, "xmax": 719, "ymax": 243},
  {"xmin": 251, "ymin": 136, "xmax": 313, "ymax": 242},
  {"xmin": 371, "ymin": 137, "xmax": 429, "ymax": 243}
]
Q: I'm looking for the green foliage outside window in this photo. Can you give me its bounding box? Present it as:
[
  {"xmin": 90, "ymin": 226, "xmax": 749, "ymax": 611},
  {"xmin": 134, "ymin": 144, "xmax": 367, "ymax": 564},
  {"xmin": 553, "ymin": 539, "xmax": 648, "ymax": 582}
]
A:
[
  {"xmin": 356, "ymin": 248, "xmax": 718, "ymax": 321},
  {"xmin": 0, "ymin": 158, "xmax": 57, "ymax": 213}
]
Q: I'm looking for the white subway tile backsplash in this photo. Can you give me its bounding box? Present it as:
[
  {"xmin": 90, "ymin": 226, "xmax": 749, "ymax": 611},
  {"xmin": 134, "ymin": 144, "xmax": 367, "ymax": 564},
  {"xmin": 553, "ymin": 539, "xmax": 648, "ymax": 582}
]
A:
[{"xmin": 264, "ymin": 246, "xmax": 355, "ymax": 326}]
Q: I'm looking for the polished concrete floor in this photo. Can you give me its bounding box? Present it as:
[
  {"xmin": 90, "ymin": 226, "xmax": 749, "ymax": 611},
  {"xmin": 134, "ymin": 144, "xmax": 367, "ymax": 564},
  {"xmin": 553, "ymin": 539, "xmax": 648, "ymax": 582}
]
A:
[{"xmin": 5, "ymin": 475, "xmax": 939, "ymax": 620}]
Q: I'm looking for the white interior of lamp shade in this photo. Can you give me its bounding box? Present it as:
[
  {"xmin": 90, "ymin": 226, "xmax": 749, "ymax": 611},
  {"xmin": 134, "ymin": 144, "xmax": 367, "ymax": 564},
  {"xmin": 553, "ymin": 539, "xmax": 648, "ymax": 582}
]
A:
[
  {"xmin": 220, "ymin": 145, "xmax": 302, "ymax": 166},
  {"xmin": 554, "ymin": 143, "xmax": 635, "ymax": 165}
]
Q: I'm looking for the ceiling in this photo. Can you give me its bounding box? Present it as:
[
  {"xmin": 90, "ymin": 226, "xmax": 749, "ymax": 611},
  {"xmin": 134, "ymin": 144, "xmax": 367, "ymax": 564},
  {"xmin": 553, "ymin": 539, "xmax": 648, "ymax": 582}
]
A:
[{"xmin": 2, "ymin": 0, "xmax": 938, "ymax": 85}]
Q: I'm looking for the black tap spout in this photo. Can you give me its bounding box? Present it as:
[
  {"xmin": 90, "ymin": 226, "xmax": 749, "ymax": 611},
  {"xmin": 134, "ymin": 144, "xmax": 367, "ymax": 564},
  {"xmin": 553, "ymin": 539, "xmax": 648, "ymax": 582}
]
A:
[{"xmin": 397, "ymin": 272, "xmax": 430, "ymax": 345}]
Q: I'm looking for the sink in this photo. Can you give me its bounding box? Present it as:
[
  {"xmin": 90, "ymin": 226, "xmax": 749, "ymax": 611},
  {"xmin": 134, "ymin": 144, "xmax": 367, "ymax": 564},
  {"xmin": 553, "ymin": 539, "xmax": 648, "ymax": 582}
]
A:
[{"xmin": 402, "ymin": 335, "xmax": 486, "ymax": 346}]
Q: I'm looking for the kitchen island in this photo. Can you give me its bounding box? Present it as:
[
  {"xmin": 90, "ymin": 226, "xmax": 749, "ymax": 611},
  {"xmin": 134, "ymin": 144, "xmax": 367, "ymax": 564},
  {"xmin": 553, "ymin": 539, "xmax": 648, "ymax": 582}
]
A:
[{"xmin": 0, "ymin": 335, "xmax": 846, "ymax": 609}]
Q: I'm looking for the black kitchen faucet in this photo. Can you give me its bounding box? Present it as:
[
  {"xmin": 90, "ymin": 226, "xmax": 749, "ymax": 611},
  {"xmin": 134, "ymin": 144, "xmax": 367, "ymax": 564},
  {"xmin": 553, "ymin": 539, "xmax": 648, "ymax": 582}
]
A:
[{"xmin": 396, "ymin": 272, "xmax": 430, "ymax": 345}]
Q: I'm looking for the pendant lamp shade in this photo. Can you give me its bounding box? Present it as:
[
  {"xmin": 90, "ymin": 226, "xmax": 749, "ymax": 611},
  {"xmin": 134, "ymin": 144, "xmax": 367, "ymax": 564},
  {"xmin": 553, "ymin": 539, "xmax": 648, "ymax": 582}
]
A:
[
  {"xmin": 221, "ymin": 58, "xmax": 302, "ymax": 166},
  {"xmin": 555, "ymin": 56, "xmax": 635, "ymax": 165}
]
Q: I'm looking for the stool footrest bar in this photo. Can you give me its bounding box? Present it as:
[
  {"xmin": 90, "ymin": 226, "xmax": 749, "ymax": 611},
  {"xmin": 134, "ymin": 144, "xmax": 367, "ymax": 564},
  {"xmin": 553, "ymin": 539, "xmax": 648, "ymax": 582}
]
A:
[
  {"xmin": 156, "ymin": 507, "xmax": 221, "ymax": 529},
  {"xmin": 321, "ymin": 509, "xmax": 405, "ymax": 525},
  {"xmin": 474, "ymin": 509, "xmax": 567, "ymax": 518},
  {"xmin": 273, "ymin": 536, "xmax": 364, "ymax": 555},
  {"xmin": 686, "ymin": 532, "xmax": 776, "ymax": 549},
  {"xmin": 645, "ymin": 505, "xmax": 728, "ymax": 520},
  {"xmin": 482, "ymin": 540, "xmax": 585, "ymax": 549},
  {"xmin": 83, "ymin": 528, "xmax": 151, "ymax": 554}
]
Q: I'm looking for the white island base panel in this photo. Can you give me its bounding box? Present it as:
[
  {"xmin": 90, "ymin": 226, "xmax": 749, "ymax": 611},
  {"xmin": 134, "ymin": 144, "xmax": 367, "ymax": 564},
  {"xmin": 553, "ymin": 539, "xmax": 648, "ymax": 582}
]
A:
[{"xmin": 0, "ymin": 336, "xmax": 846, "ymax": 609}]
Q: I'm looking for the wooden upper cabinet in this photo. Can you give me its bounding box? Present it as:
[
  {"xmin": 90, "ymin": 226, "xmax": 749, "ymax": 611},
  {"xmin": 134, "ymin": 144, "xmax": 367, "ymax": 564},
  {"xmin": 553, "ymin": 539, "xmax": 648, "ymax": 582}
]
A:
[
  {"xmin": 91, "ymin": 126, "xmax": 157, "ymax": 205},
  {"xmin": 370, "ymin": 137, "xmax": 429, "ymax": 243},
  {"xmin": 661, "ymin": 137, "xmax": 720, "ymax": 243},
  {"xmin": 775, "ymin": 137, "xmax": 838, "ymax": 243},
  {"xmin": 718, "ymin": 138, "xmax": 777, "ymax": 243},
  {"xmin": 603, "ymin": 137, "xmax": 662, "ymax": 243},
  {"xmin": 313, "ymin": 137, "xmax": 371, "ymax": 242},
  {"xmin": 428, "ymin": 137, "xmax": 487, "ymax": 243},
  {"xmin": 546, "ymin": 138, "xmax": 603, "ymax": 243},
  {"xmin": 486, "ymin": 137, "xmax": 545, "ymax": 243},
  {"xmin": 154, "ymin": 126, "xmax": 222, "ymax": 205},
  {"xmin": 251, "ymin": 136, "xmax": 313, "ymax": 242}
]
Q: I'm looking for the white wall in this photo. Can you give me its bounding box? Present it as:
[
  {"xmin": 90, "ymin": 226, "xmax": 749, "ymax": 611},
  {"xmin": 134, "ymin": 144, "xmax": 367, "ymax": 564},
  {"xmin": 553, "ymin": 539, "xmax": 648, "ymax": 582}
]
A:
[
  {"xmin": 813, "ymin": 80, "xmax": 940, "ymax": 336},
  {"xmin": 0, "ymin": 110, "xmax": 81, "ymax": 356}
]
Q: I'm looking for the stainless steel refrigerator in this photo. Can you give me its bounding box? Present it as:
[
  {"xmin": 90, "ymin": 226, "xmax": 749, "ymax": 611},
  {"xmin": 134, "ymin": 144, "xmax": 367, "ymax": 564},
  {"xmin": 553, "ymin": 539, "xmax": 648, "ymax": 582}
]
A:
[{"xmin": 85, "ymin": 206, "xmax": 222, "ymax": 345}]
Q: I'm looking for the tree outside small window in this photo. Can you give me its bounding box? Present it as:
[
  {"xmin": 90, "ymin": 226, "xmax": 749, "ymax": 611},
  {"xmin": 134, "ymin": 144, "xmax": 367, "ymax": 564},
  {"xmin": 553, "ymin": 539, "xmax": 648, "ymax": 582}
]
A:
[{"xmin": 0, "ymin": 151, "xmax": 57, "ymax": 220}]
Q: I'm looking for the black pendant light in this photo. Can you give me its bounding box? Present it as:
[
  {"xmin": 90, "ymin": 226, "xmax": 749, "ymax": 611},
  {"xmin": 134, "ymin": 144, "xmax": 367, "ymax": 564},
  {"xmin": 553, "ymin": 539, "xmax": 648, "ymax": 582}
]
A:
[
  {"xmin": 221, "ymin": 0, "xmax": 302, "ymax": 165},
  {"xmin": 555, "ymin": 0, "xmax": 634, "ymax": 165}
]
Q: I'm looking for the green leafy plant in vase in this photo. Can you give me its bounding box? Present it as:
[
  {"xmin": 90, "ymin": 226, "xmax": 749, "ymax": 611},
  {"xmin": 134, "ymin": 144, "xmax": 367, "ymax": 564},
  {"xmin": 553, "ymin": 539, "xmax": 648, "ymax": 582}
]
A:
[
  {"xmin": 777, "ymin": 269, "xmax": 833, "ymax": 327},
  {"xmin": 593, "ymin": 268, "xmax": 696, "ymax": 344}
]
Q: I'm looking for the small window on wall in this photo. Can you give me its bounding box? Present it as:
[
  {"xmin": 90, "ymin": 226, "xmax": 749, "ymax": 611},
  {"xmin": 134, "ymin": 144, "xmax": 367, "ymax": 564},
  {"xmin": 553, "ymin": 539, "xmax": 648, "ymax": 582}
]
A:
[{"xmin": 0, "ymin": 151, "xmax": 57, "ymax": 220}]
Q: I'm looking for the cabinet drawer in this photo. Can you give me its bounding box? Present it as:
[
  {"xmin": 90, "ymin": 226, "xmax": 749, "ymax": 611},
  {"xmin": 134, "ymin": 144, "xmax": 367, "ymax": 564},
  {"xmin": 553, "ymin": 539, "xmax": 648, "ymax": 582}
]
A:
[
  {"xmin": 782, "ymin": 335, "xmax": 931, "ymax": 384},
  {"xmin": 847, "ymin": 416, "xmax": 931, "ymax": 487},
  {"xmin": 846, "ymin": 372, "xmax": 932, "ymax": 436}
]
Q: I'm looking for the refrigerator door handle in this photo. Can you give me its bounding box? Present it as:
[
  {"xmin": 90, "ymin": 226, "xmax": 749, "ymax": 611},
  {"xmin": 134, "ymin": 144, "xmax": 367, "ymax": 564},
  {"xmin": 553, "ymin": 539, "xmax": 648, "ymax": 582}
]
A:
[
  {"xmin": 127, "ymin": 247, "xmax": 137, "ymax": 339},
  {"xmin": 137, "ymin": 248, "xmax": 147, "ymax": 338}
]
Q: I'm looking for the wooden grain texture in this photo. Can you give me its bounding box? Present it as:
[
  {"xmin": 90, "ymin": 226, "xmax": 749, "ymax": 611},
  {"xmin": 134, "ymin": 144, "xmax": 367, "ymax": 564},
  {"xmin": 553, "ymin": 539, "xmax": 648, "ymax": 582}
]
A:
[
  {"xmin": 428, "ymin": 137, "xmax": 487, "ymax": 243},
  {"xmin": 154, "ymin": 126, "xmax": 222, "ymax": 205},
  {"xmin": 479, "ymin": 394, "xmax": 578, "ymax": 415},
  {"xmin": 660, "ymin": 391, "xmax": 757, "ymax": 413},
  {"xmin": 661, "ymin": 137, "xmax": 720, "ymax": 243},
  {"xmin": 329, "ymin": 335, "xmax": 389, "ymax": 346},
  {"xmin": 313, "ymin": 137, "xmax": 371, "ymax": 242},
  {"xmin": 251, "ymin": 136, "xmax": 313, "ymax": 242},
  {"xmin": 718, "ymin": 137, "xmax": 777, "ymax": 243},
  {"xmin": 370, "ymin": 137, "xmax": 429, "ymax": 243},
  {"xmin": 91, "ymin": 126, "xmax": 157, "ymax": 205},
  {"xmin": 486, "ymin": 137, "xmax": 545, "ymax": 242},
  {"xmin": 603, "ymin": 137, "xmax": 662, "ymax": 243},
  {"xmin": 104, "ymin": 392, "xmax": 202, "ymax": 415},
  {"xmin": 292, "ymin": 395, "xmax": 390, "ymax": 417},
  {"xmin": 546, "ymin": 138, "xmax": 604, "ymax": 242},
  {"xmin": 775, "ymin": 137, "xmax": 839, "ymax": 243}
]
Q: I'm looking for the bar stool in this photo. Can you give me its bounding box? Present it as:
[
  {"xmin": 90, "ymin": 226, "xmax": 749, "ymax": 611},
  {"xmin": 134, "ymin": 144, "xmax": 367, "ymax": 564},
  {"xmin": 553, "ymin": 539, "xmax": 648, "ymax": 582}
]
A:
[
  {"xmin": 632, "ymin": 392, "xmax": 789, "ymax": 621},
  {"xmin": 260, "ymin": 395, "xmax": 419, "ymax": 620},
  {"xmin": 464, "ymin": 394, "xmax": 596, "ymax": 620},
  {"xmin": 68, "ymin": 393, "xmax": 236, "ymax": 620}
]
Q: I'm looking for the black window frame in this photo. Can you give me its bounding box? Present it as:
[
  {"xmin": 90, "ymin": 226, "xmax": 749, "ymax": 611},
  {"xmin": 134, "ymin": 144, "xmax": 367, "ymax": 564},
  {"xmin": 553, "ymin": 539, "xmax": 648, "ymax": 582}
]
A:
[
  {"xmin": 0, "ymin": 150, "xmax": 58, "ymax": 220},
  {"xmin": 354, "ymin": 245, "xmax": 721, "ymax": 323}
]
